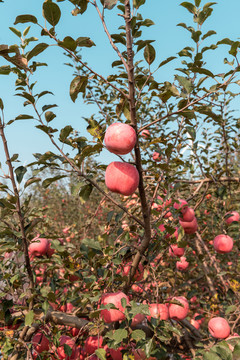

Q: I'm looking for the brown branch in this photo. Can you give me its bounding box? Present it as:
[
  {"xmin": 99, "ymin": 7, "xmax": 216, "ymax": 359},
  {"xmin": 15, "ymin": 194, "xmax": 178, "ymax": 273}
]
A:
[
  {"xmin": 0, "ymin": 111, "xmax": 34, "ymax": 306},
  {"xmin": 123, "ymin": 0, "xmax": 152, "ymax": 293},
  {"xmin": 93, "ymin": 0, "xmax": 128, "ymax": 71}
]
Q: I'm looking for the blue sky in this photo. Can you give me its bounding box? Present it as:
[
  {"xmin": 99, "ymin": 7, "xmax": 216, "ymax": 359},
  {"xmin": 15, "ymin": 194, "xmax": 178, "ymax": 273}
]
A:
[{"xmin": 0, "ymin": 0, "xmax": 240, "ymax": 171}]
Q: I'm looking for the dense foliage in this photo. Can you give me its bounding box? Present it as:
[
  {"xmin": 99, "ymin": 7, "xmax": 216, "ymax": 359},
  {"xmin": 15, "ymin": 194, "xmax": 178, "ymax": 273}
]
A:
[{"xmin": 0, "ymin": 0, "xmax": 240, "ymax": 359}]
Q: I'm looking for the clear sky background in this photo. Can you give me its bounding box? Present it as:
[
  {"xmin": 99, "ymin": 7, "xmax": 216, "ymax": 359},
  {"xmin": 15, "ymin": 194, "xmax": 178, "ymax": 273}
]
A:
[{"xmin": 0, "ymin": 0, "xmax": 240, "ymax": 171}]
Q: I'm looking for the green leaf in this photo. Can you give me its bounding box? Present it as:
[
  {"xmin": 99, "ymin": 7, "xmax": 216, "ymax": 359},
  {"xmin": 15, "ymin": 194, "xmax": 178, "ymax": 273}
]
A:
[
  {"xmin": 95, "ymin": 349, "xmax": 106, "ymax": 360},
  {"xmin": 112, "ymin": 328, "xmax": 128, "ymax": 343},
  {"xmin": 195, "ymin": 0, "xmax": 201, "ymax": 6},
  {"xmin": 15, "ymin": 166, "xmax": 27, "ymax": 184},
  {"xmin": 42, "ymin": 175, "xmax": 66, "ymax": 188},
  {"xmin": 81, "ymin": 238, "xmax": 102, "ymax": 251},
  {"xmin": 104, "ymin": 0, "xmax": 118, "ymax": 10},
  {"xmin": 63, "ymin": 345, "xmax": 72, "ymax": 357},
  {"xmin": 23, "ymin": 26, "xmax": 31, "ymax": 37},
  {"xmin": 229, "ymin": 41, "xmax": 240, "ymax": 57},
  {"xmin": 70, "ymin": 76, "xmax": 88, "ymax": 102},
  {"xmin": 225, "ymin": 304, "xmax": 237, "ymax": 314},
  {"xmin": 0, "ymin": 65, "xmax": 11, "ymax": 75},
  {"xmin": 58, "ymin": 36, "xmax": 77, "ymax": 51},
  {"xmin": 15, "ymin": 114, "xmax": 34, "ymax": 120},
  {"xmin": 42, "ymin": 0, "xmax": 61, "ymax": 26},
  {"xmin": 175, "ymin": 75, "xmax": 193, "ymax": 93},
  {"xmin": 59, "ymin": 125, "xmax": 73, "ymax": 143},
  {"xmin": 25, "ymin": 310, "xmax": 34, "ymax": 326},
  {"xmin": 133, "ymin": 0, "xmax": 146, "ymax": 9},
  {"xmin": 42, "ymin": 104, "xmax": 58, "ymax": 112},
  {"xmin": 180, "ymin": 2, "xmax": 197, "ymax": 14},
  {"xmin": 24, "ymin": 177, "xmax": 41, "ymax": 188},
  {"xmin": 14, "ymin": 14, "xmax": 38, "ymax": 25},
  {"xmin": 233, "ymin": 344, "xmax": 240, "ymax": 360},
  {"xmin": 27, "ymin": 43, "xmax": 49, "ymax": 61},
  {"xmin": 144, "ymin": 44, "xmax": 156, "ymax": 65},
  {"xmin": 76, "ymin": 37, "xmax": 95, "ymax": 47},
  {"xmin": 131, "ymin": 329, "xmax": 146, "ymax": 341},
  {"xmin": 202, "ymin": 30, "xmax": 216, "ymax": 40},
  {"xmin": 79, "ymin": 184, "xmax": 93, "ymax": 203},
  {"xmin": 158, "ymin": 56, "xmax": 176, "ymax": 68},
  {"xmin": 45, "ymin": 111, "xmax": 56, "ymax": 122},
  {"xmin": 9, "ymin": 27, "xmax": 21, "ymax": 38}
]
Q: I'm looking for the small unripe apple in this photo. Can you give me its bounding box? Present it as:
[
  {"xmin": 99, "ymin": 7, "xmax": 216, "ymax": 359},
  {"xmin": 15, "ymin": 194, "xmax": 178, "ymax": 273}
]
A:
[
  {"xmin": 104, "ymin": 123, "xmax": 137, "ymax": 155},
  {"xmin": 105, "ymin": 162, "xmax": 139, "ymax": 196},
  {"xmin": 213, "ymin": 234, "xmax": 233, "ymax": 254},
  {"xmin": 29, "ymin": 237, "xmax": 50, "ymax": 258},
  {"xmin": 168, "ymin": 296, "xmax": 189, "ymax": 320},
  {"xmin": 147, "ymin": 303, "xmax": 169, "ymax": 321},
  {"xmin": 100, "ymin": 291, "xmax": 129, "ymax": 323},
  {"xmin": 208, "ymin": 317, "xmax": 230, "ymax": 339},
  {"xmin": 225, "ymin": 211, "xmax": 240, "ymax": 225}
]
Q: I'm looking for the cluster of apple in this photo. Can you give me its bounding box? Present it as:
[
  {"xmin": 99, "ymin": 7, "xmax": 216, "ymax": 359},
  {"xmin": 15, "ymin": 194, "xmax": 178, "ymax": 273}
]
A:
[
  {"xmin": 174, "ymin": 199, "xmax": 198, "ymax": 234},
  {"xmin": 104, "ymin": 123, "xmax": 139, "ymax": 196}
]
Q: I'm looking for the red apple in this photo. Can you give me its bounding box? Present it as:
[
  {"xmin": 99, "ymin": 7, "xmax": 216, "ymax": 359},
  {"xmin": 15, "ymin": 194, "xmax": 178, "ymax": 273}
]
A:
[
  {"xmin": 213, "ymin": 234, "xmax": 233, "ymax": 254},
  {"xmin": 179, "ymin": 217, "xmax": 198, "ymax": 234},
  {"xmin": 225, "ymin": 211, "xmax": 240, "ymax": 225},
  {"xmin": 141, "ymin": 129, "xmax": 150, "ymax": 138},
  {"xmin": 105, "ymin": 162, "xmax": 139, "ymax": 196},
  {"xmin": 84, "ymin": 336, "xmax": 103, "ymax": 355},
  {"xmin": 190, "ymin": 319, "xmax": 200, "ymax": 330},
  {"xmin": 152, "ymin": 152, "xmax": 162, "ymax": 162},
  {"xmin": 29, "ymin": 237, "xmax": 50, "ymax": 258},
  {"xmin": 121, "ymin": 262, "xmax": 144, "ymax": 281},
  {"xmin": 109, "ymin": 347, "xmax": 126, "ymax": 360},
  {"xmin": 147, "ymin": 303, "xmax": 169, "ymax": 321},
  {"xmin": 208, "ymin": 317, "xmax": 230, "ymax": 339},
  {"xmin": 131, "ymin": 313, "xmax": 145, "ymax": 327},
  {"xmin": 169, "ymin": 244, "xmax": 185, "ymax": 257},
  {"xmin": 32, "ymin": 331, "xmax": 49, "ymax": 353},
  {"xmin": 176, "ymin": 256, "xmax": 189, "ymax": 271},
  {"xmin": 57, "ymin": 335, "xmax": 77, "ymax": 360},
  {"xmin": 179, "ymin": 208, "xmax": 195, "ymax": 222},
  {"xmin": 104, "ymin": 123, "xmax": 136, "ymax": 155},
  {"xmin": 168, "ymin": 296, "xmax": 189, "ymax": 320},
  {"xmin": 100, "ymin": 291, "xmax": 129, "ymax": 323},
  {"xmin": 173, "ymin": 199, "xmax": 188, "ymax": 214}
]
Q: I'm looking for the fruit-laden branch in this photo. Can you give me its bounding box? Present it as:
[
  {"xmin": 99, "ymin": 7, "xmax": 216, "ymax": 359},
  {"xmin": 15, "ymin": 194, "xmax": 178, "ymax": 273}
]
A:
[
  {"xmin": 0, "ymin": 111, "xmax": 34, "ymax": 304},
  {"xmin": 123, "ymin": 0, "xmax": 152, "ymax": 292},
  {"xmin": 24, "ymin": 76, "xmax": 144, "ymax": 228}
]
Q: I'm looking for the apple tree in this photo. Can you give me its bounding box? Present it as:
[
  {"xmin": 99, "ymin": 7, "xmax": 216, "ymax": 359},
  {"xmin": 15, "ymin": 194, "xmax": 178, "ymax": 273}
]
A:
[{"xmin": 0, "ymin": 0, "xmax": 240, "ymax": 359}]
